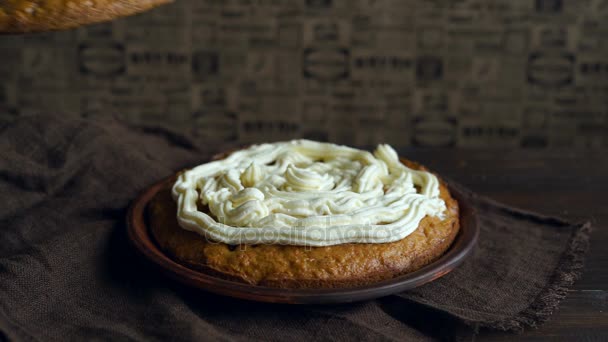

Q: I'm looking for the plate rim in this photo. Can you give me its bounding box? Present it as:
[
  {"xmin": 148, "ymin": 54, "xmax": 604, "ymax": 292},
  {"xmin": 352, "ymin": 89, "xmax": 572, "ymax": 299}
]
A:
[{"xmin": 127, "ymin": 173, "xmax": 479, "ymax": 304}]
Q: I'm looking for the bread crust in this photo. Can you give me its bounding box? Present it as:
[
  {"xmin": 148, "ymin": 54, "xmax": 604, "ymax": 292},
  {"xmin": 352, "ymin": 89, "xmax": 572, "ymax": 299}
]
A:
[
  {"xmin": 1, "ymin": 0, "xmax": 172, "ymax": 33},
  {"xmin": 148, "ymin": 157, "xmax": 460, "ymax": 289}
]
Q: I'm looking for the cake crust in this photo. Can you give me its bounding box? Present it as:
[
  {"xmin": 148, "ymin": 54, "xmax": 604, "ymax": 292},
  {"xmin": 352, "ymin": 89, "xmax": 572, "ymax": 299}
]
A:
[
  {"xmin": 1, "ymin": 0, "xmax": 172, "ymax": 33},
  {"xmin": 148, "ymin": 158, "xmax": 460, "ymax": 289}
]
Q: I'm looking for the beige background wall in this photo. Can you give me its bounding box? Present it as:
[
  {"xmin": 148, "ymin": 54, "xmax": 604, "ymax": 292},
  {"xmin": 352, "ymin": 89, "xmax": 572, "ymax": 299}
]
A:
[{"xmin": 1, "ymin": 0, "xmax": 607, "ymax": 148}]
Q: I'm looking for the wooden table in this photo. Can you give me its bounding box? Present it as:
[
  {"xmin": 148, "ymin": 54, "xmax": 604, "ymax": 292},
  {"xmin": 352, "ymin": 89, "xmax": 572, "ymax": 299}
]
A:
[{"xmin": 400, "ymin": 149, "xmax": 607, "ymax": 340}]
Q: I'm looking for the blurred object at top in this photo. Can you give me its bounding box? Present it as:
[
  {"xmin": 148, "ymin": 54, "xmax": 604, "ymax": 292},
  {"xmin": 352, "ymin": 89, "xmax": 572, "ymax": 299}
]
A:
[{"xmin": 0, "ymin": 0, "xmax": 172, "ymax": 33}]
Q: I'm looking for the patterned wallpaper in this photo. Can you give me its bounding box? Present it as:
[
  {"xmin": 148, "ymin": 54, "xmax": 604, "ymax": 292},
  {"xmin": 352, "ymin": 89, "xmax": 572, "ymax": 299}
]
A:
[{"xmin": 1, "ymin": 0, "xmax": 607, "ymax": 148}]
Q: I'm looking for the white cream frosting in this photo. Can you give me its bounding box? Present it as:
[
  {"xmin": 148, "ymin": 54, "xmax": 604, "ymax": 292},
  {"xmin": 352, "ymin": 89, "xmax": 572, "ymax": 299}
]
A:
[{"xmin": 172, "ymin": 140, "xmax": 446, "ymax": 246}]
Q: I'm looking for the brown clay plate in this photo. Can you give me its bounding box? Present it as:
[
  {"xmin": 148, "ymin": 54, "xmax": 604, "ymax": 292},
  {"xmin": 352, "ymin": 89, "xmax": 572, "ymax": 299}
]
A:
[{"xmin": 127, "ymin": 173, "xmax": 479, "ymax": 304}]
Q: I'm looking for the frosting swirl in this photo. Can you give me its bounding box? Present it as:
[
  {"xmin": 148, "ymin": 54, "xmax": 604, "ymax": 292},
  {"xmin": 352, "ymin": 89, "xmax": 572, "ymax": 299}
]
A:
[{"xmin": 172, "ymin": 140, "xmax": 446, "ymax": 246}]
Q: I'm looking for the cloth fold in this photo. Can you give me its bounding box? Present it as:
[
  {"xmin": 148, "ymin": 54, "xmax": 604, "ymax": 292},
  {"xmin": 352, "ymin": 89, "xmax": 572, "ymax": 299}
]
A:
[{"xmin": 0, "ymin": 114, "xmax": 591, "ymax": 341}]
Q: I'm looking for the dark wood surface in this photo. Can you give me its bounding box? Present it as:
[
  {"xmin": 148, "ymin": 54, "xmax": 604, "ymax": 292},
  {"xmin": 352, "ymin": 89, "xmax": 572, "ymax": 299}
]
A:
[{"xmin": 399, "ymin": 148, "xmax": 607, "ymax": 341}]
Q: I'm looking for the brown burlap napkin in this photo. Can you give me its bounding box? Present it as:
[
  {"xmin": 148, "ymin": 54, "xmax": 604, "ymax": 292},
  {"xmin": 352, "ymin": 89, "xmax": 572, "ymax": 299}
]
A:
[{"xmin": 0, "ymin": 114, "xmax": 591, "ymax": 341}]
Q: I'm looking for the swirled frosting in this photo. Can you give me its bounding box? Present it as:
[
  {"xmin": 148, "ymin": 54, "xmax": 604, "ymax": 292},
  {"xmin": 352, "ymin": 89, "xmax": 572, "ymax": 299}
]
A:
[{"xmin": 172, "ymin": 140, "xmax": 446, "ymax": 246}]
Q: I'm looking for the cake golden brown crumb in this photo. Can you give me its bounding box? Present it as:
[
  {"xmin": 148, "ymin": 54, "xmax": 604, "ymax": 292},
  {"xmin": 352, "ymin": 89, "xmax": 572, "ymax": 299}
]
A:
[
  {"xmin": 148, "ymin": 154, "xmax": 460, "ymax": 289},
  {"xmin": 1, "ymin": 0, "xmax": 172, "ymax": 33}
]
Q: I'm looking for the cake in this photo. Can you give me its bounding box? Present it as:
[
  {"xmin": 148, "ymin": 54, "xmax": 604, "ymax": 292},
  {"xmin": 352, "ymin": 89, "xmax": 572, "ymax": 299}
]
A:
[
  {"xmin": 1, "ymin": 0, "xmax": 171, "ymax": 33},
  {"xmin": 148, "ymin": 140, "xmax": 460, "ymax": 288}
]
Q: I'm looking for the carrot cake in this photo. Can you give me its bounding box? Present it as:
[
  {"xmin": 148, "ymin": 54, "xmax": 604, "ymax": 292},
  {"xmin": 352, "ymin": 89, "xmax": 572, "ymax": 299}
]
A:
[{"xmin": 148, "ymin": 140, "xmax": 460, "ymax": 288}]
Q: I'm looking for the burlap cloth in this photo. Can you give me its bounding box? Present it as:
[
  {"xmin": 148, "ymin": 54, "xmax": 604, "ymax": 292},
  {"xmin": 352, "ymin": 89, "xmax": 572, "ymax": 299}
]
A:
[{"xmin": 0, "ymin": 114, "xmax": 592, "ymax": 341}]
